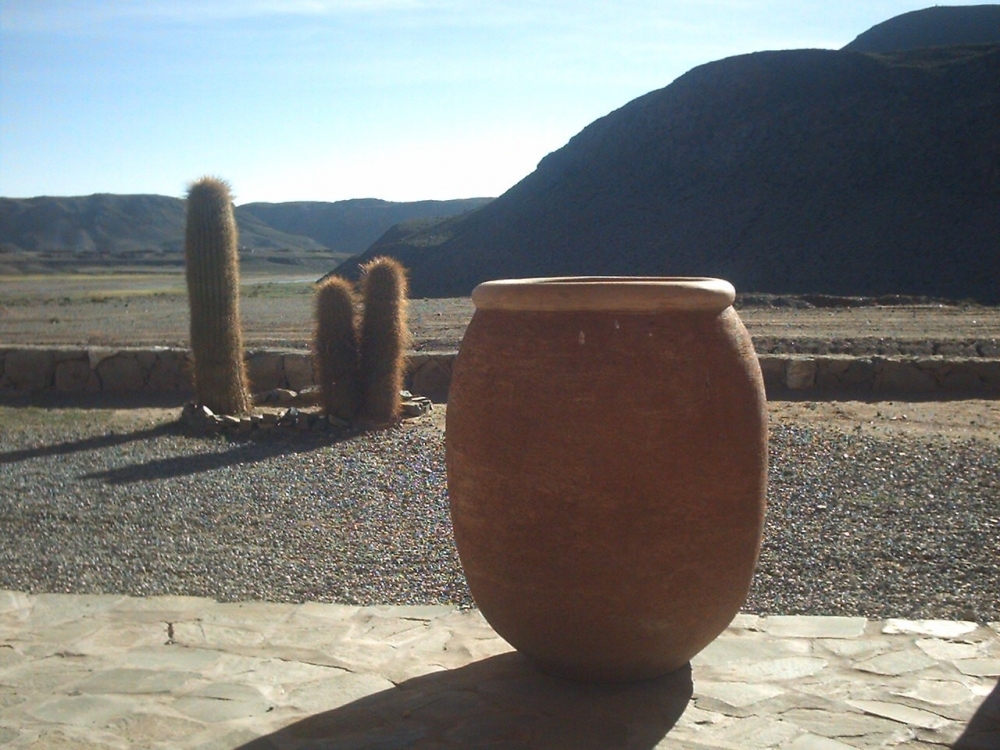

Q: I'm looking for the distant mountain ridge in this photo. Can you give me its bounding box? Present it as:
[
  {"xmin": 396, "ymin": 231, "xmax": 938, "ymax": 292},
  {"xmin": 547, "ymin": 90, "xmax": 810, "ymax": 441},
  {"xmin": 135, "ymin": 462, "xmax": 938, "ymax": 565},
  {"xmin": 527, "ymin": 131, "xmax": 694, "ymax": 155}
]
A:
[
  {"xmin": 0, "ymin": 194, "xmax": 490, "ymax": 273},
  {"xmin": 334, "ymin": 6, "xmax": 1000, "ymax": 302},
  {"xmin": 236, "ymin": 198, "xmax": 489, "ymax": 256}
]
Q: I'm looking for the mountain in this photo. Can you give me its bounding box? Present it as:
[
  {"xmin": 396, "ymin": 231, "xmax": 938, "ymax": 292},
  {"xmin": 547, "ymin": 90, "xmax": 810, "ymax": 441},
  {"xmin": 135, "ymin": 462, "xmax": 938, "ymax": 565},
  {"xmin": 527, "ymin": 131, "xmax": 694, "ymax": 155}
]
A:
[
  {"xmin": 334, "ymin": 21, "xmax": 1000, "ymax": 302},
  {"xmin": 0, "ymin": 194, "xmax": 187, "ymax": 258},
  {"xmin": 235, "ymin": 198, "xmax": 490, "ymax": 256},
  {"xmin": 844, "ymin": 4, "xmax": 1000, "ymax": 52},
  {"xmin": 0, "ymin": 194, "xmax": 491, "ymax": 274}
]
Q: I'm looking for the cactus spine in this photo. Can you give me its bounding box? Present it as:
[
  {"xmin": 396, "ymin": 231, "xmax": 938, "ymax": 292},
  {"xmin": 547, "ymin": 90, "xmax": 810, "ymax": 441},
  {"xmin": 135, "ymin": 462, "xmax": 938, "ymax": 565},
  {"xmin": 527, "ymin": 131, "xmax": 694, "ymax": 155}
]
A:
[
  {"xmin": 184, "ymin": 177, "xmax": 251, "ymax": 416},
  {"xmin": 358, "ymin": 256, "xmax": 410, "ymax": 424},
  {"xmin": 314, "ymin": 276, "xmax": 361, "ymax": 420}
]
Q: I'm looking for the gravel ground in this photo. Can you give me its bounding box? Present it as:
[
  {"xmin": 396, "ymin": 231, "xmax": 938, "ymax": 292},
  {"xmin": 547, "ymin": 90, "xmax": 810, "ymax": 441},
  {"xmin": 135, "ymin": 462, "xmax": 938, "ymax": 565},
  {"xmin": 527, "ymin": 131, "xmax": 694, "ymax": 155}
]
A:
[{"xmin": 0, "ymin": 402, "xmax": 997, "ymax": 621}]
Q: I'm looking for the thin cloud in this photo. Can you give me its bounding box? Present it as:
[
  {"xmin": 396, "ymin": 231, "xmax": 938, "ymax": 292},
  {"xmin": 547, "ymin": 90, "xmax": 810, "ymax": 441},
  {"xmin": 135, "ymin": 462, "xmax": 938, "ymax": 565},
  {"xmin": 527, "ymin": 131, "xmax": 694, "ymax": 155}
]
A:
[
  {"xmin": 0, "ymin": 0, "xmax": 453, "ymax": 33},
  {"xmin": 122, "ymin": 0, "xmax": 439, "ymax": 21}
]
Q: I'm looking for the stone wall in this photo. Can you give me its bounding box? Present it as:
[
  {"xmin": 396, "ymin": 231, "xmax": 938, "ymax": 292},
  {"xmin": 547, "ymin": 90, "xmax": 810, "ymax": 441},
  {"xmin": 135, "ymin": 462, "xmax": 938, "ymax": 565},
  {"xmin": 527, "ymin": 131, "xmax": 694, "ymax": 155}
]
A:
[
  {"xmin": 1, "ymin": 347, "xmax": 998, "ymax": 399},
  {"xmin": 759, "ymin": 354, "xmax": 1000, "ymax": 394},
  {"xmin": 0, "ymin": 347, "xmax": 193, "ymax": 395},
  {"xmin": 0, "ymin": 346, "xmax": 458, "ymax": 401}
]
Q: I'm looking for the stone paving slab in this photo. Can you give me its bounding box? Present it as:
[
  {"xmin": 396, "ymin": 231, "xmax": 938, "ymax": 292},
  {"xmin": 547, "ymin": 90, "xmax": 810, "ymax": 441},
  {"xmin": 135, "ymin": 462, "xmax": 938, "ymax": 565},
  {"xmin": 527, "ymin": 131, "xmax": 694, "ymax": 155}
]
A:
[{"xmin": 0, "ymin": 591, "xmax": 997, "ymax": 749}]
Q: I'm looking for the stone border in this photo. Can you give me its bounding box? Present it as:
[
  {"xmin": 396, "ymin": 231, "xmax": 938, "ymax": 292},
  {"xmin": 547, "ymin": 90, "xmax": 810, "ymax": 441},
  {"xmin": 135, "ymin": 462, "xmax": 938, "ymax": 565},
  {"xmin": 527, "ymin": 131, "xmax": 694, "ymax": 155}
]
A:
[
  {"xmin": 0, "ymin": 347, "xmax": 457, "ymax": 402},
  {"xmin": 760, "ymin": 354, "xmax": 1000, "ymax": 394},
  {"xmin": 179, "ymin": 393, "xmax": 434, "ymax": 438},
  {"xmin": 1, "ymin": 346, "xmax": 999, "ymax": 398}
]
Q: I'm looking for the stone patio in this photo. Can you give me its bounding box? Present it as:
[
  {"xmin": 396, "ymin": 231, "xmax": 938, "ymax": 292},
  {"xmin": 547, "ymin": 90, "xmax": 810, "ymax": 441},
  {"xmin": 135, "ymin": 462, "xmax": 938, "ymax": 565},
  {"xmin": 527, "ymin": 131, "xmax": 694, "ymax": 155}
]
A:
[{"xmin": 0, "ymin": 590, "xmax": 997, "ymax": 748}]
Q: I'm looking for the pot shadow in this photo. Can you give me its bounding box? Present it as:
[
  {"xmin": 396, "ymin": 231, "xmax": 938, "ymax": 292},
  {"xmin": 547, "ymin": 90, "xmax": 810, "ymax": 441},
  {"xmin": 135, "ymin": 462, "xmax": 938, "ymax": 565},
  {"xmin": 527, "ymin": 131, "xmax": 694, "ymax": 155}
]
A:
[
  {"xmin": 235, "ymin": 652, "xmax": 693, "ymax": 750},
  {"xmin": 953, "ymin": 677, "xmax": 1000, "ymax": 749}
]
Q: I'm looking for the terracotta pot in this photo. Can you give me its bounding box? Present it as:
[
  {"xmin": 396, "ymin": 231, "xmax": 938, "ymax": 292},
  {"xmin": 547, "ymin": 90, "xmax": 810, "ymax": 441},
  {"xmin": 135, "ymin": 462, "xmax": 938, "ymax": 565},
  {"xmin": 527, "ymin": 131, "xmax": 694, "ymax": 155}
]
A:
[{"xmin": 446, "ymin": 277, "xmax": 768, "ymax": 682}]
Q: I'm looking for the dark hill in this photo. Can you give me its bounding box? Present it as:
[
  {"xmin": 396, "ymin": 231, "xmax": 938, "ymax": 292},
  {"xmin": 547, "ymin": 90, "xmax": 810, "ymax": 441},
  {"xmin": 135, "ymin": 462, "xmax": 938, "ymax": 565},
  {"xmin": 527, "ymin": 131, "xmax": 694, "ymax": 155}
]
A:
[
  {"xmin": 336, "ymin": 44, "xmax": 1000, "ymax": 302},
  {"xmin": 844, "ymin": 4, "xmax": 1000, "ymax": 52},
  {"xmin": 236, "ymin": 198, "xmax": 490, "ymax": 256}
]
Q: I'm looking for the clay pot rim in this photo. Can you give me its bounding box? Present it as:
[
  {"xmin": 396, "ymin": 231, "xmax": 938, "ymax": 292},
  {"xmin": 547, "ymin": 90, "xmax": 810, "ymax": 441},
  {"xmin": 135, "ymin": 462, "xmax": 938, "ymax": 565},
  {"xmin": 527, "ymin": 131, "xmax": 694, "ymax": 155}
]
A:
[{"xmin": 471, "ymin": 276, "xmax": 736, "ymax": 312}]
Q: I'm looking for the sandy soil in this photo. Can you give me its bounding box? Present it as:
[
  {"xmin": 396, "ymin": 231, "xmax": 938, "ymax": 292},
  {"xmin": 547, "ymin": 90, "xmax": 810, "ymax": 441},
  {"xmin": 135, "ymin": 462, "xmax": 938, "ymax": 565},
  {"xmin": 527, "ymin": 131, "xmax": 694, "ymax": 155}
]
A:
[
  {"xmin": 2, "ymin": 273, "xmax": 999, "ymax": 352},
  {"xmin": 767, "ymin": 397, "xmax": 1000, "ymax": 444},
  {"xmin": 3, "ymin": 273, "xmax": 999, "ymax": 442},
  {"xmin": 423, "ymin": 397, "xmax": 1000, "ymax": 445},
  {"xmin": 4, "ymin": 396, "xmax": 997, "ymax": 450}
]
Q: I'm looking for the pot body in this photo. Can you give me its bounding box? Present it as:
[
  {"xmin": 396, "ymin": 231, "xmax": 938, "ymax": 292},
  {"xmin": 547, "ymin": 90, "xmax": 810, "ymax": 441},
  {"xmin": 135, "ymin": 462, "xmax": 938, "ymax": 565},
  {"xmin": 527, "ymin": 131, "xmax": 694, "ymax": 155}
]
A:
[{"xmin": 446, "ymin": 277, "xmax": 767, "ymax": 682}]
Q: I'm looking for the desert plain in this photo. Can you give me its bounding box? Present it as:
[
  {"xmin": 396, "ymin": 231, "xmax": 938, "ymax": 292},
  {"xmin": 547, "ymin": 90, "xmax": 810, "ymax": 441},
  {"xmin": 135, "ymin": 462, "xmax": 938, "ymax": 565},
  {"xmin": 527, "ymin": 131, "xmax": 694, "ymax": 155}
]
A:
[
  {"xmin": 2, "ymin": 271, "xmax": 1000, "ymax": 351},
  {"xmin": 1, "ymin": 271, "xmax": 999, "ymax": 622},
  {"xmin": 2, "ymin": 271, "xmax": 999, "ymax": 442}
]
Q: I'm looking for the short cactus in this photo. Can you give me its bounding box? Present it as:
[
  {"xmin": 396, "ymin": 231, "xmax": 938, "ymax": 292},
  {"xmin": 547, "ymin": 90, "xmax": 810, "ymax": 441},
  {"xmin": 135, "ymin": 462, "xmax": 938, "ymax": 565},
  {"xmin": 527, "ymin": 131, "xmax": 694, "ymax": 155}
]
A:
[
  {"xmin": 358, "ymin": 256, "xmax": 410, "ymax": 424},
  {"xmin": 183, "ymin": 176, "xmax": 251, "ymax": 416},
  {"xmin": 314, "ymin": 276, "xmax": 361, "ymax": 421}
]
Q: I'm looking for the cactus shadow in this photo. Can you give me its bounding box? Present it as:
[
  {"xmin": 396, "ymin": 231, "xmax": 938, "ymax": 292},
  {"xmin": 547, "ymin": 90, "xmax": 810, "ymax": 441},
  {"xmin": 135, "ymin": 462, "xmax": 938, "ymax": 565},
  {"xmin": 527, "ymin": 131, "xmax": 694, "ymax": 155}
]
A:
[
  {"xmin": 0, "ymin": 422, "xmax": 181, "ymax": 466},
  {"xmin": 80, "ymin": 430, "xmax": 360, "ymax": 485},
  {"xmin": 235, "ymin": 651, "xmax": 693, "ymax": 750}
]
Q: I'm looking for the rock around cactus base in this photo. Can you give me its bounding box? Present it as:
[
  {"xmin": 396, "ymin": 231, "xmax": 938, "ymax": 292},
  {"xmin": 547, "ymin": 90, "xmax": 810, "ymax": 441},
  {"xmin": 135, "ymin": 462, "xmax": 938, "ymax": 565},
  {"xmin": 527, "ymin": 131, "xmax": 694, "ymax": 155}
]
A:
[{"xmin": 446, "ymin": 277, "xmax": 768, "ymax": 682}]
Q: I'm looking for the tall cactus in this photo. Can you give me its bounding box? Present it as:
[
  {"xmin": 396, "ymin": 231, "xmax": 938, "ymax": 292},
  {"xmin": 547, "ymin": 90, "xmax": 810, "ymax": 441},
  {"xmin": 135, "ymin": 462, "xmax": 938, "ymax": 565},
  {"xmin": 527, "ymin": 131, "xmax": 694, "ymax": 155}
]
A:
[
  {"xmin": 314, "ymin": 275, "xmax": 361, "ymax": 421},
  {"xmin": 358, "ymin": 256, "xmax": 410, "ymax": 424},
  {"xmin": 184, "ymin": 176, "xmax": 251, "ymax": 416}
]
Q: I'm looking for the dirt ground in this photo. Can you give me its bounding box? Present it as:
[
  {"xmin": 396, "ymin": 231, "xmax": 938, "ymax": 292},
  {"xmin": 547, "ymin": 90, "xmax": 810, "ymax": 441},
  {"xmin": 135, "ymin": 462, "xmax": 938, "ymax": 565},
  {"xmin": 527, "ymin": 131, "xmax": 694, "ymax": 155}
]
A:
[
  {"xmin": 4, "ymin": 395, "xmax": 997, "ymax": 449},
  {"xmin": 766, "ymin": 397, "xmax": 1000, "ymax": 444},
  {"xmin": 420, "ymin": 397, "xmax": 1000, "ymax": 445},
  {"xmin": 2, "ymin": 273, "xmax": 999, "ymax": 352},
  {"xmin": 2, "ymin": 273, "xmax": 999, "ymax": 442},
  {"xmin": 0, "ymin": 273, "xmax": 480, "ymax": 351}
]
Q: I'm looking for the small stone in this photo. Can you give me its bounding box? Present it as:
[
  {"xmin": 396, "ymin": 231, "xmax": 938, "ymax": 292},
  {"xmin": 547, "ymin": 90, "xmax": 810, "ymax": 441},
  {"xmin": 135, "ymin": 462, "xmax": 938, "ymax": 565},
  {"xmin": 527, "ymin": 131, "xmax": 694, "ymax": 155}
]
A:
[
  {"xmin": 402, "ymin": 395, "xmax": 433, "ymax": 418},
  {"xmin": 182, "ymin": 403, "xmax": 213, "ymax": 423},
  {"xmin": 883, "ymin": 620, "xmax": 978, "ymax": 638},
  {"xmin": 219, "ymin": 415, "xmax": 240, "ymax": 426},
  {"xmin": 786, "ymin": 358, "xmax": 817, "ymax": 389},
  {"xmin": 279, "ymin": 408, "xmax": 300, "ymax": 427},
  {"xmin": 296, "ymin": 385, "xmax": 322, "ymax": 405},
  {"xmin": 763, "ymin": 615, "xmax": 867, "ymax": 639}
]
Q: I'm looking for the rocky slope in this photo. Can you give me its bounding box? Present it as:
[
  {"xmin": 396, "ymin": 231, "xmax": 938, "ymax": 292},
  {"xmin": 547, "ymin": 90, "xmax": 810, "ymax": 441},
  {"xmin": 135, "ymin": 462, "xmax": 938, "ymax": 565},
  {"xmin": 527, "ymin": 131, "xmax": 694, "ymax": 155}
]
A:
[
  {"xmin": 335, "ymin": 13, "xmax": 1000, "ymax": 301},
  {"xmin": 844, "ymin": 4, "xmax": 1000, "ymax": 52}
]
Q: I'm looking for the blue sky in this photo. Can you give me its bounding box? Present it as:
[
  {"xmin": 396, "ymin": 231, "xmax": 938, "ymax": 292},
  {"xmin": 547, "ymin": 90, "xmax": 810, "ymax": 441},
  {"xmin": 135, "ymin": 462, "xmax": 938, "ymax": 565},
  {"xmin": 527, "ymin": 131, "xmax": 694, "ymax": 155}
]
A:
[{"xmin": 0, "ymin": 1, "xmax": 959, "ymax": 204}]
